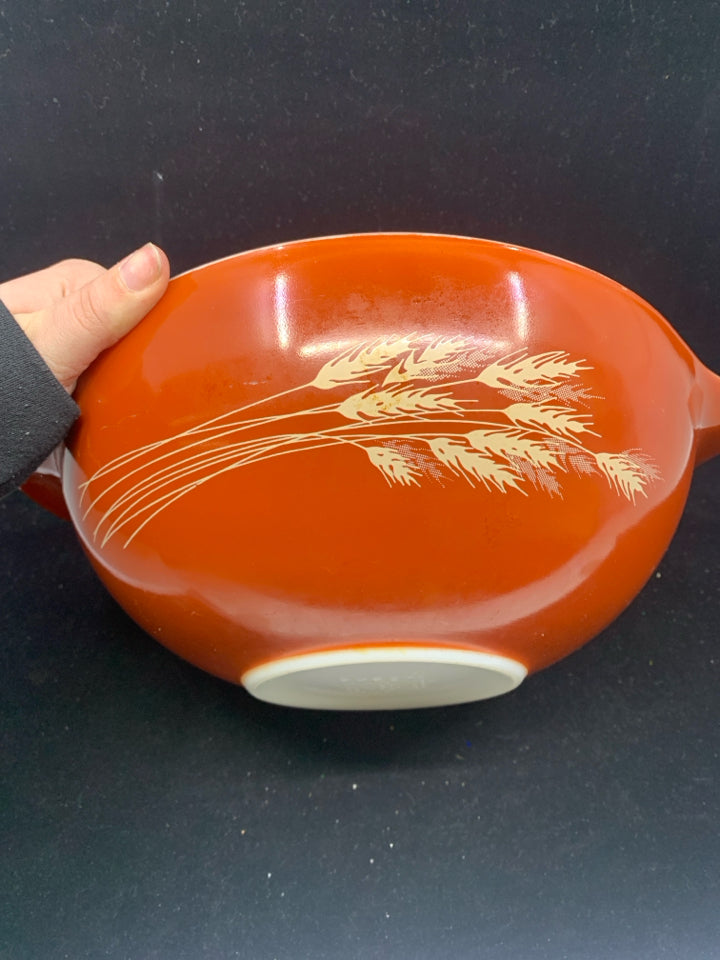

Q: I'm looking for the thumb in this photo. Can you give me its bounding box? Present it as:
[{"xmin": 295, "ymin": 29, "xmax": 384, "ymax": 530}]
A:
[{"xmin": 24, "ymin": 243, "xmax": 170, "ymax": 392}]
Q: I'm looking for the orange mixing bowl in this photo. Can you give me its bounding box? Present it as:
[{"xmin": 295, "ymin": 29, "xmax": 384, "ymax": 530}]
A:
[{"xmin": 26, "ymin": 234, "xmax": 720, "ymax": 709}]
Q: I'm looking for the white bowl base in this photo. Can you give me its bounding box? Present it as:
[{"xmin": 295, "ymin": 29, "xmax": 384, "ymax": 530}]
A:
[{"xmin": 241, "ymin": 646, "xmax": 527, "ymax": 711}]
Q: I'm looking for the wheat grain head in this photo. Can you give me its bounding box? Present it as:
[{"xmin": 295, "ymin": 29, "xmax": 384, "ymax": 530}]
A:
[
  {"xmin": 595, "ymin": 450, "xmax": 660, "ymax": 502},
  {"xmin": 511, "ymin": 458, "xmax": 563, "ymax": 496},
  {"xmin": 364, "ymin": 445, "xmax": 422, "ymax": 487},
  {"xmin": 309, "ymin": 334, "xmax": 423, "ymax": 389},
  {"xmin": 505, "ymin": 402, "xmax": 597, "ymax": 438},
  {"xmin": 477, "ymin": 350, "xmax": 591, "ymax": 391},
  {"xmin": 383, "ymin": 335, "xmax": 485, "ymax": 384},
  {"xmin": 338, "ymin": 386, "xmax": 466, "ymax": 421},
  {"xmin": 427, "ymin": 437, "xmax": 525, "ymax": 493},
  {"xmin": 465, "ymin": 427, "xmax": 564, "ymax": 470}
]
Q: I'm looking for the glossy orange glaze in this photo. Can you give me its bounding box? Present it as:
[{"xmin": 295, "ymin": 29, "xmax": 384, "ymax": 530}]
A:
[{"xmin": 48, "ymin": 234, "xmax": 719, "ymax": 684}]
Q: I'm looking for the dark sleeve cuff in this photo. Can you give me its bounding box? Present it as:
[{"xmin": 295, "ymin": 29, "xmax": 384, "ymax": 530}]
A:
[{"xmin": 0, "ymin": 299, "xmax": 80, "ymax": 498}]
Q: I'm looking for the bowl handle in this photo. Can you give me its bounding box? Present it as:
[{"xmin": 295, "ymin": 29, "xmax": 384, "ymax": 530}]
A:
[
  {"xmin": 695, "ymin": 361, "xmax": 720, "ymax": 465},
  {"xmin": 20, "ymin": 446, "xmax": 70, "ymax": 520}
]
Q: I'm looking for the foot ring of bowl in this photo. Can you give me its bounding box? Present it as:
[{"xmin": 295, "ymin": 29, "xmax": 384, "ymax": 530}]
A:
[{"xmin": 241, "ymin": 645, "xmax": 527, "ymax": 711}]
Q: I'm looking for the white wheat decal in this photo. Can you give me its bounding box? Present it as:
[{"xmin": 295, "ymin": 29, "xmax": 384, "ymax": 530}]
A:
[{"xmin": 79, "ymin": 333, "xmax": 661, "ymax": 546}]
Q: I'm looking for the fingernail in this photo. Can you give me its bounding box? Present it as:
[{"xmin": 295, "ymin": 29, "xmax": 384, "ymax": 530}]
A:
[{"xmin": 119, "ymin": 243, "xmax": 162, "ymax": 292}]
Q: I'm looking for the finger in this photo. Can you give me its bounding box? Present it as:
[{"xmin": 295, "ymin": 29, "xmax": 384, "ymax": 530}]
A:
[
  {"xmin": 21, "ymin": 243, "xmax": 170, "ymax": 392},
  {"xmin": 0, "ymin": 259, "xmax": 105, "ymax": 314}
]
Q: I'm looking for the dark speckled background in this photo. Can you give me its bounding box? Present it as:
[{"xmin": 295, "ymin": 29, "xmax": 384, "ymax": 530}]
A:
[{"xmin": 2, "ymin": 2, "xmax": 720, "ymax": 958}]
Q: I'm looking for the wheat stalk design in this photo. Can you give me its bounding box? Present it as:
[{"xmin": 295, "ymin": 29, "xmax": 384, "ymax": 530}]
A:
[
  {"xmin": 504, "ymin": 401, "xmax": 599, "ymax": 438},
  {"xmin": 383, "ymin": 336, "xmax": 489, "ymax": 385},
  {"xmin": 426, "ymin": 437, "xmax": 526, "ymax": 493},
  {"xmin": 364, "ymin": 446, "xmax": 422, "ymax": 487},
  {"xmin": 594, "ymin": 450, "xmax": 661, "ymax": 503},
  {"xmin": 309, "ymin": 334, "xmax": 423, "ymax": 389},
  {"xmin": 80, "ymin": 333, "xmax": 661, "ymax": 545},
  {"xmin": 477, "ymin": 350, "xmax": 591, "ymax": 390},
  {"xmin": 338, "ymin": 385, "xmax": 468, "ymax": 421}
]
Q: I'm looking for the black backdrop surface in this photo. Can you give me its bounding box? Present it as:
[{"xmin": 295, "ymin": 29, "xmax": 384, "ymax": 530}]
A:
[{"xmin": 2, "ymin": 2, "xmax": 720, "ymax": 958}]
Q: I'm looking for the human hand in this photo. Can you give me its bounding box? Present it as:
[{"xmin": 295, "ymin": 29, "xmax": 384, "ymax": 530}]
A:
[{"xmin": 0, "ymin": 243, "xmax": 170, "ymax": 393}]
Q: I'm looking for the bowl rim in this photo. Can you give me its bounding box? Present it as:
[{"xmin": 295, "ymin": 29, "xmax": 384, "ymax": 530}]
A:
[
  {"xmin": 168, "ymin": 230, "xmax": 683, "ymax": 357},
  {"xmin": 172, "ymin": 231, "xmax": 584, "ymax": 281}
]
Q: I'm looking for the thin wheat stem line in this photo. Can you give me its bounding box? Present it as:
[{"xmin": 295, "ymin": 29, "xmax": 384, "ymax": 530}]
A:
[
  {"xmin": 100, "ymin": 436, "xmax": 316, "ymax": 546},
  {"xmin": 80, "ymin": 337, "xmax": 653, "ymax": 544},
  {"xmin": 113, "ymin": 416, "xmax": 566, "ymax": 502},
  {"xmin": 101, "ymin": 431, "xmax": 367, "ymax": 544},
  {"xmin": 79, "ymin": 383, "xmax": 316, "ymax": 498},
  {"xmin": 320, "ymin": 418, "xmax": 596, "ymax": 456},
  {"xmin": 116, "ymin": 436, "xmax": 358, "ymax": 548},
  {"xmin": 439, "ymin": 377, "xmax": 482, "ymax": 390},
  {"xmin": 103, "ymin": 427, "xmax": 514, "ymax": 542},
  {"xmin": 83, "ymin": 389, "xmax": 590, "ymax": 512},
  {"xmin": 84, "ymin": 409, "xmax": 518, "ymax": 518},
  {"xmin": 81, "ymin": 400, "xmax": 342, "ymax": 515},
  {"xmin": 102, "ymin": 428, "xmax": 401, "ymax": 546},
  {"xmin": 92, "ymin": 433, "xmax": 296, "ymax": 541},
  {"xmin": 94, "ymin": 416, "xmax": 599, "ymax": 541},
  {"xmin": 91, "ymin": 418, "xmax": 504, "ymax": 536}
]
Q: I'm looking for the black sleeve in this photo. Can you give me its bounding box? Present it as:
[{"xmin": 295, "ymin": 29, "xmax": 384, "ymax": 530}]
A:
[{"xmin": 0, "ymin": 299, "xmax": 80, "ymax": 499}]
